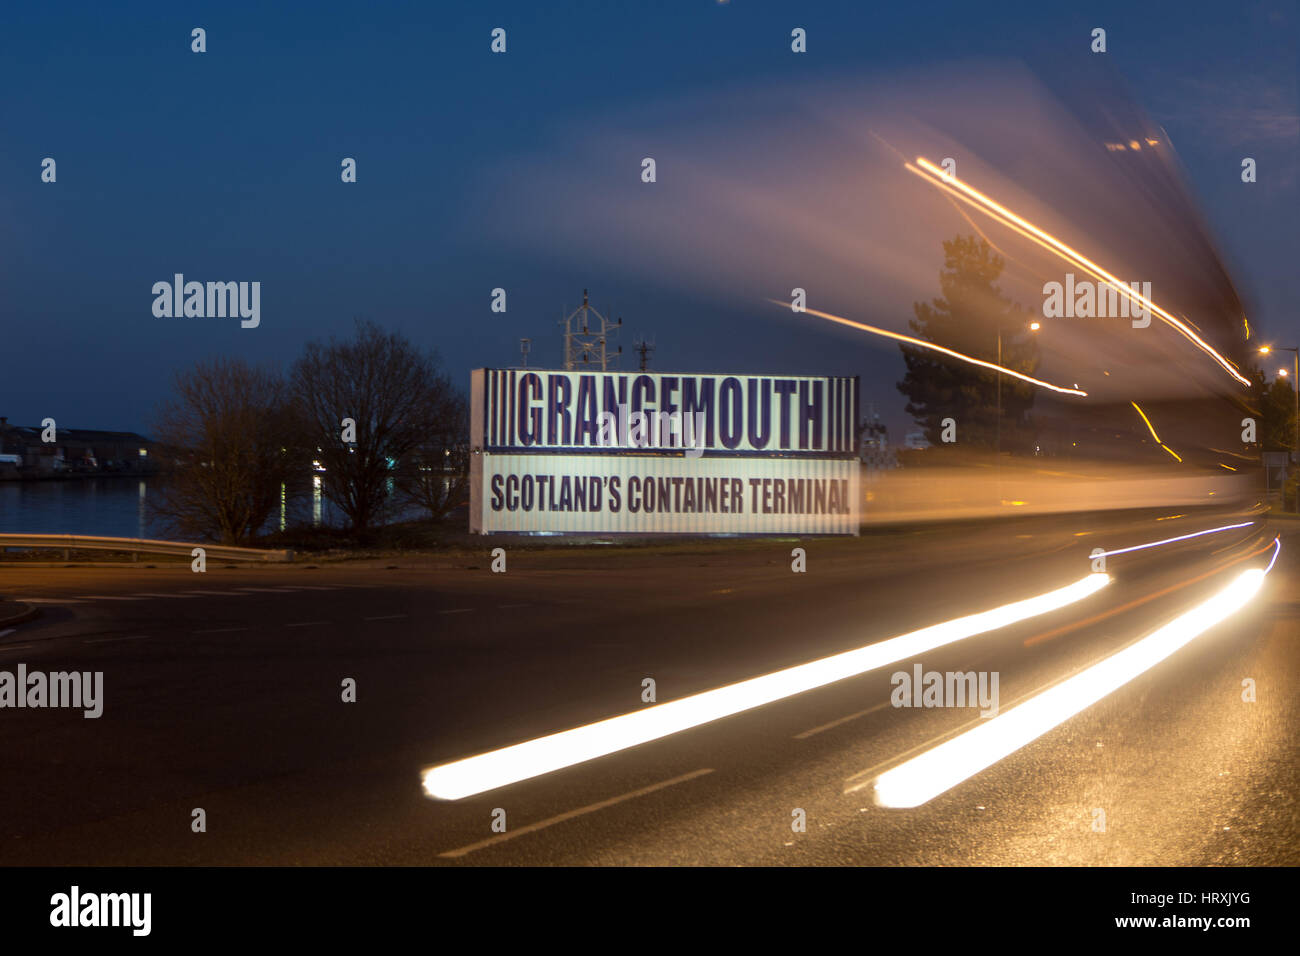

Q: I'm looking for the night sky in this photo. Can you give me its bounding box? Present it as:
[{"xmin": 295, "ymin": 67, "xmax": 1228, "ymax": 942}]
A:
[{"xmin": 2, "ymin": 0, "xmax": 1295, "ymax": 438}]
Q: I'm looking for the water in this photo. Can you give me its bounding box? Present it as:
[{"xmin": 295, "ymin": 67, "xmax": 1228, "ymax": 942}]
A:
[
  {"xmin": 0, "ymin": 477, "xmax": 159, "ymax": 538},
  {"xmin": 0, "ymin": 475, "xmax": 434, "ymax": 539}
]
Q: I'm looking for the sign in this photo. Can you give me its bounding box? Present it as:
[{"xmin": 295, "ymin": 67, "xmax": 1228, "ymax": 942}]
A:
[{"xmin": 470, "ymin": 369, "xmax": 860, "ymax": 535}]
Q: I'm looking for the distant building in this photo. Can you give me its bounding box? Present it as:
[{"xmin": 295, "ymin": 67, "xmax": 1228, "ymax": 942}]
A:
[{"xmin": 0, "ymin": 417, "xmax": 160, "ymax": 478}]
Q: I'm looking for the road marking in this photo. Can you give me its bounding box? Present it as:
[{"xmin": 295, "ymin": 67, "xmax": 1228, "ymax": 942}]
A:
[
  {"xmin": 132, "ymin": 592, "xmax": 198, "ymax": 599},
  {"xmin": 183, "ymin": 590, "xmax": 236, "ymax": 596},
  {"xmin": 0, "ymin": 629, "xmax": 14, "ymax": 639},
  {"xmin": 235, "ymin": 587, "xmax": 300, "ymax": 593},
  {"xmin": 794, "ymin": 701, "xmax": 892, "ymax": 739},
  {"xmin": 438, "ymin": 609, "xmax": 473, "ymax": 615},
  {"xmin": 77, "ymin": 595, "xmax": 143, "ymax": 601},
  {"xmin": 365, "ymin": 614, "xmax": 408, "ymax": 621},
  {"xmin": 12, "ymin": 598, "xmax": 86, "ymax": 605},
  {"xmin": 193, "ymin": 626, "xmax": 248, "ymax": 635},
  {"xmin": 285, "ymin": 621, "xmax": 329, "ymax": 628},
  {"xmin": 437, "ymin": 768, "xmax": 714, "ymax": 859},
  {"xmin": 84, "ymin": 635, "xmax": 149, "ymax": 644}
]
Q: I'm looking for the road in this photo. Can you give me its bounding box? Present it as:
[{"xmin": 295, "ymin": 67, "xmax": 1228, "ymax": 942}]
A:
[{"xmin": 1, "ymin": 507, "xmax": 1296, "ymax": 865}]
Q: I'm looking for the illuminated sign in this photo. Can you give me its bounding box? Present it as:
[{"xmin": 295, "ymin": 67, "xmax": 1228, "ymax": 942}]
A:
[{"xmin": 470, "ymin": 369, "xmax": 860, "ymax": 535}]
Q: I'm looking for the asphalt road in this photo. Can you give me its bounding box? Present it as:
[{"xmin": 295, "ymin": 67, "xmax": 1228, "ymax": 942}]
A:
[{"xmin": 1, "ymin": 506, "xmax": 1296, "ymax": 865}]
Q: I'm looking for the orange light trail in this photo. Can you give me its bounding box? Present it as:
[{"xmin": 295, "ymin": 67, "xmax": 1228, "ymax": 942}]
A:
[
  {"xmin": 1131, "ymin": 401, "xmax": 1183, "ymax": 462},
  {"xmin": 909, "ymin": 158, "xmax": 1251, "ymax": 387},
  {"xmin": 772, "ymin": 301, "xmax": 1087, "ymax": 397}
]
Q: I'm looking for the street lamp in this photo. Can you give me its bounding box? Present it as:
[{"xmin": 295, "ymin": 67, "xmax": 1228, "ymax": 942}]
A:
[
  {"xmin": 1258, "ymin": 345, "xmax": 1299, "ymax": 465},
  {"xmin": 996, "ymin": 320, "xmax": 1041, "ymax": 457}
]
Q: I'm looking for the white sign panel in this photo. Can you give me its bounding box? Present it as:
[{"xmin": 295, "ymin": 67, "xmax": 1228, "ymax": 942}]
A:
[
  {"xmin": 470, "ymin": 453, "xmax": 858, "ymax": 534},
  {"xmin": 470, "ymin": 368, "xmax": 860, "ymax": 535}
]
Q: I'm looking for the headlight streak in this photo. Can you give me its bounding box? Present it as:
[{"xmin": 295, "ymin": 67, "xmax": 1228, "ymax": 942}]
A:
[
  {"xmin": 771, "ymin": 301, "xmax": 1088, "ymax": 397},
  {"xmin": 422, "ymin": 573, "xmax": 1111, "ymax": 800},
  {"xmin": 1098, "ymin": 521, "xmax": 1253, "ymax": 559},
  {"xmin": 908, "ymin": 158, "xmax": 1252, "ymax": 388},
  {"xmin": 872, "ymin": 566, "xmax": 1267, "ymax": 809}
]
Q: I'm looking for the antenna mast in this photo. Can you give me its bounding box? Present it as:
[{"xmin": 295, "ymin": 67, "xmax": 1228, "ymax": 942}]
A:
[{"xmin": 560, "ymin": 289, "xmax": 622, "ymax": 370}]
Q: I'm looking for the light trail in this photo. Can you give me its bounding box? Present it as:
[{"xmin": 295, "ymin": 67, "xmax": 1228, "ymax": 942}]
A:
[
  {"xmin": 422, "ymin": 573, "xmax": 1110, "ymax": 799},
  {"xmin": 1131, "ymin": 401, "xmax": 1162, "ymax": 443},
  {"xmin": 1265, "ymin": 537, "xmax": 1281, "ymax": 574},
  {"xmin": 873, "ymin": 566, "xmax": 1266, "ymax": 808},
  {"xmin": 908, "ymin": 158, "xmax": 1252, "ymax": 387},
  {"xmin": 773, "ymin": 301, "xmax": 1088, "ymax": 397},
  {"xmin": 1097, "ymin": 521, "xmax": 1252, "ymax": 559},
  {"xmin": 1130, "ymin": 401, "xmax": 1183, "ymax": 462}
]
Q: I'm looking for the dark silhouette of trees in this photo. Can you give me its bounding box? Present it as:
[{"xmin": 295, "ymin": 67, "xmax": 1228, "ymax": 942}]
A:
[
  {"xmin": 150, "ymin": 358, "xmax": 302, "ymax": 545},
  {"xmin": 291, "ymin": 319, "xmax": 459, "ymax": 535},
  {"xmin": 897, "ymin": 236, "xmax": 1040, "ymax": 453}
]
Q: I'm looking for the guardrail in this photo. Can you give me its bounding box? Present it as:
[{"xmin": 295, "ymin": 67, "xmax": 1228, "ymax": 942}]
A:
[{"xmin": 0, "ymin": 534, "xmax": 293, "ymax": 563}]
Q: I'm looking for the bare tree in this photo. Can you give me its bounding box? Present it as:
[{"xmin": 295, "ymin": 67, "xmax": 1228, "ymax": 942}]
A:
[
  {"xmin": 150, "ymin": 359, "xmax": 301, "ymax": 545},
  {"xmin": 396, "ymin": 388, "xmax": 469, "ymax": 522},
  {"xmin": 292, "ymin": 319, "xmax": 453, "ymax": 534}
]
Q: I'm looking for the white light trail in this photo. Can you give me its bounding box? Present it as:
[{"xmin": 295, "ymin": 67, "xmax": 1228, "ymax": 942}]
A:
[
  {"xmin": 423, "ymin": 573, "xmax": 1111, "ymax": 799},
  {"xmin": 872, "ymin": 567, "xmax": 1265, "ymax": 808},
  {"xmin": 1098, "ymin": 522, "xmax": 1253, "ymax": 559},
  {"xmin": 1265, "ymin": 537, "xmax": 1281, "ymax": 574}
]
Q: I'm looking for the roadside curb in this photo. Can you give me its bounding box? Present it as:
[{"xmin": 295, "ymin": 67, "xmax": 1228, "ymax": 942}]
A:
[{"xmin": 0, "ymin": 601, "xmax": 41, "ymax": 628}]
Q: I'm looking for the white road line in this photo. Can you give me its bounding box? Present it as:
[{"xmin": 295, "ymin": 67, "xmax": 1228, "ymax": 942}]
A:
[
  {"xmin": 438, "ymin": 609, "xmax": 474, "ymax": 615},
  {"xmin": 182, "ymin": 591, "xmax": 235, "ymax": 596},
  {"xmin": 794, "ymin": 701, "xmax": 892, "ymax": 739},
  {"xmin": 77, "ymin": 595, "xmax": 143, "ymax": 601},
  {"xmin": 0, "ymin": 630, "xmax": 14, "ymax": 639},
  {"xmin": 12, "ymin": 598, "xmax": 86, "ymax": 605},
  {"xmin": 364, "ymin": 614, "xmax": 408, "ymax": 621},
  {"xmin": 437, "ymin": 768, "xmax": 715, "ymax": 859},
  {"xmin": 84, "ymin": 636, "xmax": 149, "ymax": 644},
  {"xmin": 193, "ymin": 627, "xmax": 248, "ymax": 635}
]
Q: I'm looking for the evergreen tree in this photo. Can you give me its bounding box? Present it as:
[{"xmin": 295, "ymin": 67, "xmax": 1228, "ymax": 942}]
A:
[{"xmin": 897, "ymin": 236, "xmax": 1040, "ymax": 452}]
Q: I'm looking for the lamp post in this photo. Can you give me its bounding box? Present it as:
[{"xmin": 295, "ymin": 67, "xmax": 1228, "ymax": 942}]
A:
[
  {"xmin": 996, "ymin": 320, "xmax": 1041, "ymax": 457},
  {"xmin": 1259, "ymin": 345, "xmax": 1299, "ymax": 463}
]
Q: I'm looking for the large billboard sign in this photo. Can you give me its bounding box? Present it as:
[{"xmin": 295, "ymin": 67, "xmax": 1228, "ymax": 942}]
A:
[{"xmin": 470, "ymin": 369, "xmax": 860, "ymax": 534}]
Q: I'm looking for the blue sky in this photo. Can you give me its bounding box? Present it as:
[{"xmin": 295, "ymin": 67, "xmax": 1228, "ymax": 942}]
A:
[{"xmin": 1, "ymin": 1, "xmax": 1295, "ymax": 436}]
